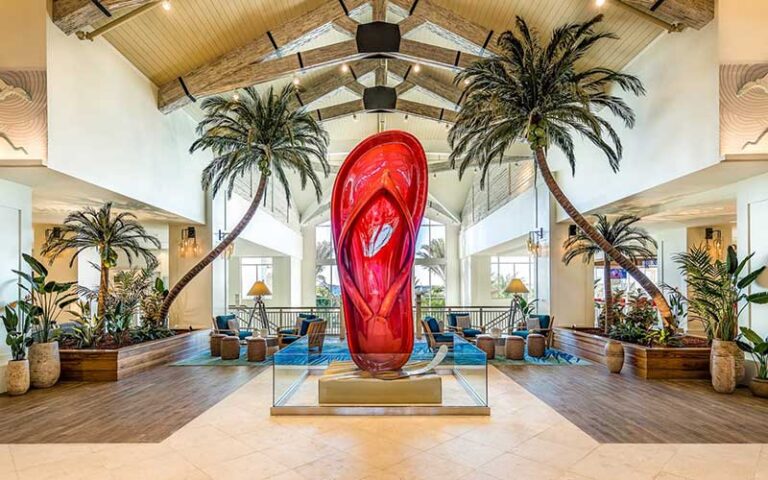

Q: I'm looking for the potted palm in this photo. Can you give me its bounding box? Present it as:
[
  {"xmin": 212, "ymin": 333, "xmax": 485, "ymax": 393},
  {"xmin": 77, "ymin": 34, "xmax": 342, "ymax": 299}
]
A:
[
  {"xmin": 41, "ymin": 202, "xmax": 160, "ymax": 322},
  {"xmin": 563, "ymin": 215, "xmax": 657, "ymax": 334},
  {"xmin": 737, "ymin": 327, "xmax": 768, "ymax": 398},
  {"xmin": 1, "ymin": 303, "xmax": 33, "ymax": 395},
  {"xmin": 674, "ymin": 245, "xmax": 768, "ymax": 393},
  {"xmin": 449, "ymin": 15, "xmax": 675, "ymax": 327},
  {"xmin": 158, "ymin": 85, "xmax": 330, "ymax": 321},
  {"xmin": 14, "ymin": 254, "xmax": 78, "ymax": 388}
]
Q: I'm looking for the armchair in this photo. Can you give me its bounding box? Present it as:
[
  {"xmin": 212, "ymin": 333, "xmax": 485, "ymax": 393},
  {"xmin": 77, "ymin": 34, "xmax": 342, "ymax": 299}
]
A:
[
  {"xmin": 278, "ymin": 313, "xmax": 317, "ymax": 336},
  {"xmin": 446, "ymin": 312, "xmax": 484, "ymax": 339},
  {"xmin": 420, "ymin": 317, "xmax": 454, "ymax": 352},
  {"xmin": 509, "ymin": 315, "xmax": 555, "ymax": 348},
  {"xmin": 212, "ymin": 314, "xmax": 250, "ymax": 340},
  {"xmin": 278, "ymin": 317, "xmax": 325, "ymax": 349}
]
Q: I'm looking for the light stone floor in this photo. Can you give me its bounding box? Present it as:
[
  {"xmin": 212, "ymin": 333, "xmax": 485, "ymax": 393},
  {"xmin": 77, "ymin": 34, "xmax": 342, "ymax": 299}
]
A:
[{"xmin": 1, "ymin": 366, "xmax": 767, "ymax": 480}]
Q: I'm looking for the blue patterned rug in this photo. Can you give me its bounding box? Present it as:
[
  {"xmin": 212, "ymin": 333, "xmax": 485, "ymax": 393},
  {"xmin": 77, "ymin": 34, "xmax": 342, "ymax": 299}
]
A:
[{"xmin": 170, "ymin": 338, "xmax": 587, "ymax": 367}]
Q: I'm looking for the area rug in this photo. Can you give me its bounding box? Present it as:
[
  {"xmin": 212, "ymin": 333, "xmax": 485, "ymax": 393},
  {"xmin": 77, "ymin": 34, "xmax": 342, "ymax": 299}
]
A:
[{"xmin": 490, "ymin": 349, "xmax": 591, "ymax": 366}]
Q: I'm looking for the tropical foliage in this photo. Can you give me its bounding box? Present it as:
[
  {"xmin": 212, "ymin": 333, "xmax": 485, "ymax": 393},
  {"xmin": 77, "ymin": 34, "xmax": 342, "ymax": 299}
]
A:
[
  {"xmin": 14, "ymin": 254, "xmax": 77, "ymax": 343},
  {"xmin": 449, "ymin": 14, "xmax": 674, "ymax": 325},
  {"xmin": 563, "ymin": 215, "xmax": 656, "ymax": 332},
  {"xmin": 1, "ymin": 302, "xmax": 33, "ymax": 360},
  {"xmin": 674, "ymin": 245, "xmax": 768, "ymax": 341},
  {"xmin": 160, "ymin": 84, "xmax": 330, "ymax": 321},
  {"xmin": 416, "ymin": 238, "xmax": 447, "ymax": 282},
  {"xmin": 737, "ymin": 327, "xmax": 768, "ymax": 380},
  {"xmin": 41, "ymin": 202, "xmax": 160, "ymax": 320}
]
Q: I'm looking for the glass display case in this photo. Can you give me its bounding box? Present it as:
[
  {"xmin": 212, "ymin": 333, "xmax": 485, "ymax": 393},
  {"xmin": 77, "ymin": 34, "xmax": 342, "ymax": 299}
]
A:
[{"xmin": 272, "ymin": 334, "xmax": 489, "ymax": 415}]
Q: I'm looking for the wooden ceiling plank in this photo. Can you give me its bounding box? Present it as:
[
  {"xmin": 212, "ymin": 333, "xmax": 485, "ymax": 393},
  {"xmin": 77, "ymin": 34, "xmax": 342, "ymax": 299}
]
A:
[
  {"xmin": 157, "ymin": 0, "xmax": 362, "ymax": 112},
  {"xmin": 299, "ymin": 61, "xmax": 376, "ymax": 106},
  {"xmin": 53, "ymin": 0, "xmax": 152, "ymax": 35}
]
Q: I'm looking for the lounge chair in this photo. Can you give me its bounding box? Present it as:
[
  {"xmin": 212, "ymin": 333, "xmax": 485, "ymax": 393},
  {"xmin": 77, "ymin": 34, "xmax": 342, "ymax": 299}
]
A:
[
  {"xmin": 212, "ymin": 314, "xmax": 251, "ymax": 340},
  {"xmin": 421, "ymin": 317, "xmax": 454, "ymax": 352},
  {"xmin": 446, "ymin": 312, "xmax": 484, "ymax": 339},
  {"xmin": 509, "ymin": 315, "xmax": 555, "ymax": 348},
  {"xmin": 277, "ymin": 313, "xmax": 318, "ymax": 336},
  {"xmin": 278, "ymin": 317, "xmax": 325, "ymax": 350}
]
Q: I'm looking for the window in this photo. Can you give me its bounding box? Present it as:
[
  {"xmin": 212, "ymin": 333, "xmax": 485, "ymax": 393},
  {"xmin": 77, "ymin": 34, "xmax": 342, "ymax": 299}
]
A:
[
  {"xmin": 415, "ymin": 218, "xmax": 446, "ymax": 307},
  {"xmin": 314, "ymin": 218, "xmax": 449, "ymax": 307},
  {"xmin": 241, "ymin": 257, "xmax": 272, "ymax": 299},
  {"xmin": 490, "ymin": 256, "xmax": 535, "ymax": 299}
]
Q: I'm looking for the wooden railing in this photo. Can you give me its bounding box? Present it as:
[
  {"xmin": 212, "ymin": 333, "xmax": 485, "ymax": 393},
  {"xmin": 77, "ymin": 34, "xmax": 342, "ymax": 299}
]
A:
[{"xmin": 228, "ymin": 305, "xmax": 510, "ymax": 336}]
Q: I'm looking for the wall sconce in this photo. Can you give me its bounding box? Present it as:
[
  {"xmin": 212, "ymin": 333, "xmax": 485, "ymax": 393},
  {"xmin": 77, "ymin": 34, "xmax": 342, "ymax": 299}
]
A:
[
  {"xmin": 527, "ymin": 228, "xmax": 544, "ymax": 256},
  {"xmin": 705, "ymin": 227, "xmax": 723, "ymax": 260},
  {"xmin": 179, "ymin": 226, "xmax": 202, "ymax": 258}
]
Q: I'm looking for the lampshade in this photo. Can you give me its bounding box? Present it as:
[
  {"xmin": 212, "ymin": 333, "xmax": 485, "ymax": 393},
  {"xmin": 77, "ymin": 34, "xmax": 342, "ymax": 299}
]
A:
[
  {"xmin": 504, "ymin": 278, "xmax": 529, "ymax": 294},
  {"xmin": 247, "ymin": 280, "xmax": 271, "ymax": 297}
]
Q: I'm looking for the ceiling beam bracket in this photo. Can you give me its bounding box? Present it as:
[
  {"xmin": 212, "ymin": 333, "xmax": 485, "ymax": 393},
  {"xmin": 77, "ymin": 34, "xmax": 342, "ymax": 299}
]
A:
[
  {"xmin": 90, "ymin": 0, "xmax": 112, "ymax": 18},
  {"xmin": 356, "ymin": 22, "xmax": 401, "ymax": 53},
  {"xmin": 178, "ymin": 77, "xmax": 197, "ymax": 103},
  {"xmin": 363, "ymin": 86, "xmax": 397, "ymax": 110}
]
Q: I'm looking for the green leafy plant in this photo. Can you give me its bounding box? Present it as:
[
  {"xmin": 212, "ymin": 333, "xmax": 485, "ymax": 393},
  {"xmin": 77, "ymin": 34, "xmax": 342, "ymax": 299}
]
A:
[
  {"xmin": 41, "ymin": 202, "xmax": 161, "ymax": 320},
  {"xmin": 608, "ymin": 321, "xmax": 647, "ymax": 344},
  {"xmin": 449, "ymin": 14, "xmax": 675, "ymax": 326},
  {"xmin": 563, "ymin": 215, "xmax": 656, "ymax": 333},
  {"xmin": 58, "ymin": 301, "xmax": 103, "ymax": 349},
  {"xmin": 13, "ymin": 254, "xmax": 78, "ymax": 343},
  {"xmin": 104, "ymin": 301, "xmax": 133, "ymax": 347},
  {"xmin": 1, "ymin": 302, "xmax": 33, "ymax": 360},
  {"xmin": 159, "ymin": 85, "xmax": 330, "ymax": 322},
  {"xmin": 141, "ymin": 277, "xmax": 168, "ymax": 327},
  {"xmin": 674, "ymin": 245, "xmax": 768, "ymax": 341},
  {"xmin": 644, "ymin": 327, "xmax": 683, "ymax": 347},
  {"xmin": 131, "ymin": 324, "xmax": 174, "ymax": 343},
  {"xmin": 737, "ymin": 327, "xmax": 768, "ymax": 379}
]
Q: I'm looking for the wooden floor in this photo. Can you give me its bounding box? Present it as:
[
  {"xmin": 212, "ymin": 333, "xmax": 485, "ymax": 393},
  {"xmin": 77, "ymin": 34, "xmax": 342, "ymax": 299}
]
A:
[
  {"xmin": 0, "ymin": 365, "xmax": 265, "ymax": 444},
  {"xmin": 497, "ymin": 364, "xmax": 768, "ymax": 444}
]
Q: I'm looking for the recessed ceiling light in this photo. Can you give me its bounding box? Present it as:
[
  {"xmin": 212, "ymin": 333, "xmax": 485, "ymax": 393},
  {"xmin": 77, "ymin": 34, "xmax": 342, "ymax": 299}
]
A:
[
  {"xmin": 404, "ymin": 114, "xmax": 409, "ymax": 122},
  {"xmin": 463, "ymin": 78, "xmax": 470, "ymax": 85},
  {"xmin": 341, "ymin": 63, "xmax": 349, "ymax": 73},
  {"xmin": 232, "ymin": 92, "xmax": 240, "ymax": 101},
  {"xmin": 413, "ymin": 63, "xmax": 421, "ymax": 73},
  {"xmin": 292, "ymin": 76, "xmax": 300, "ymax": 85},
  {"xmin": 596, "ymin": 0, "xmax": 606, "ymax": 6},
  {"xmin": 161, "ymin": 1, "xmax": 172, "ymax": 11}
]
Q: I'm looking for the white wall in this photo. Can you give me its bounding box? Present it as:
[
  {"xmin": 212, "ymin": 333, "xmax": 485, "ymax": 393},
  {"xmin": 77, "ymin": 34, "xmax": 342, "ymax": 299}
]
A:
[
  {"xmin": 718, "ymin": 0, "xmax": 768, "ymax": 64},
  {"xmin": 737, "ymin": 172, "xmax": 768, "ymax": 338},
  {"xmin": 0, "ymin": 178, "xmax": 33, "ymax": 394},
  {"xmin": 552, "ymin": 22, "xmax": 720, "ymax": 219},
  {"xmin": 226, "ymin": 195, "xmax": 302, "ymax": 259},
  {"xmin": 45, "ymin": 21, "xmax": 207, "ymax": 223}
]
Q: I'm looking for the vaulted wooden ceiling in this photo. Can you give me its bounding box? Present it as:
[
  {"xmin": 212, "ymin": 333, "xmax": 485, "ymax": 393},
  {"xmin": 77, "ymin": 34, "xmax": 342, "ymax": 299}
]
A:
[{"xmin": 52, "ymin": 0, "xmax": 715, "ymax": 122}]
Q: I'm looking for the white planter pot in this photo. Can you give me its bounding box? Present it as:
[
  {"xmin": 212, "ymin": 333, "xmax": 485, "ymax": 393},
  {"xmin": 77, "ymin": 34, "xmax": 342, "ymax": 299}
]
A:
[{"xmin": 29, "ymin": 341, "xmax": 60, "ymax": 389}]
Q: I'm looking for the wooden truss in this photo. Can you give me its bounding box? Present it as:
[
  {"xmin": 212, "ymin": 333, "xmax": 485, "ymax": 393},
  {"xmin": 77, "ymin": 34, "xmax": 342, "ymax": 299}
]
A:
[{"xmin": 52, "ymin": 0, "xmax": 715, "ymax": 121}]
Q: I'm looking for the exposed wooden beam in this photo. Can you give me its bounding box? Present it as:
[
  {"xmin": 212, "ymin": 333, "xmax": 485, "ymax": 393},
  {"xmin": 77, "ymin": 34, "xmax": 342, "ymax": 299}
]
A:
[
  {"xmin": 395, "ymin": 39, "xmax": 481, "ymax": 71},
  {"xmin": 311, "ymin": 99, "xmax": 366, "ymax": 122},
  {"xmin": 372, "ymin": 0, "xmax": 387, "ymax": 22},
  {"xmin": 331, "ymin": 15, "xmax": 360, "ymax": 36},
  {"xmin": 52, "ymin": 0, "xmax": 152, "ymax": 35},
  {"xmin": 396, "ymin": 99, "xmax": 457, "ymax": 123},
  {"xmin": 391, "ymin": 0, "xmax": 499, "ymax": 54},
  {"xmin": 159, "ymin": 40, "xmax": 362, "ymax": 113},
  {"xmin": 620, "ymin": 0, "xmax": 714, "ymax": 30},
  {"xmin": 389, "ymin": 59, "xmax": 464, "ymax": 107},
  {"xmin": 295, "ymin": 60, "xmax": 376, "ymax": 107},
  {"xmin": 157, "ymin": 0, "xmax": 366, "ymax": 112}
]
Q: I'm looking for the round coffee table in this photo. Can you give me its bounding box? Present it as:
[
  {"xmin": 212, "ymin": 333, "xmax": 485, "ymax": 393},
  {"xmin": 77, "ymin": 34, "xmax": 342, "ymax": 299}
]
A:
[
  {"xmin": 220, "ymin": 336, "xmax": 241, "ymax": 360},
  {"xmin": 210, "ymin": 333, "xmax": 226, "ymax": 357},
  {"xmin": 476, "ymin": 335, "xmax": 496, "ymax": 360},
  {"xmin": 246, "ymin": 336, "xmax": 267, "ymax": 362}
]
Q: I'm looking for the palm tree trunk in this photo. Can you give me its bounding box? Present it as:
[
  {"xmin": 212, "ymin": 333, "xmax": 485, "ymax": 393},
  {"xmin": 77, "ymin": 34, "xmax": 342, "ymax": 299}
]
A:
[
  {"xmin": 98, "ymin": 264, "xmax": 109, "ymax": 320},
  {"xmin": 159, "ymin": 174, "xmax": 269, "ymax": 324},
  {"xmin": 534, "ymin": 147, "xmax": 673, "ymax": 327},
  {"xmin": 603, "ymin": 258, "xmax": 612, "ymax": 334}
]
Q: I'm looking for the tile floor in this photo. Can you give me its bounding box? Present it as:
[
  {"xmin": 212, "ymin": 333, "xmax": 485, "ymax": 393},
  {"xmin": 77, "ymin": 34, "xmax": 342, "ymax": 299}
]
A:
[{"xmin": 1, "ymin": 367, "xmax": 765, "ymax": 480}]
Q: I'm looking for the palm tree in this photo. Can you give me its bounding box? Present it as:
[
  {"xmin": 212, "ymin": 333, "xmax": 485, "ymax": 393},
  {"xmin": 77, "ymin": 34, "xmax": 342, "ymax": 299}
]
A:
[
  {"xmin": 449, "ymin": 15, "xmax": 674, "ymax": 325},
  {"xmin": 562, "ymin": 215, "xmax": 657, "ymax": 333},
  {"xmin": 315, "ymin": 240, "xmax": 335, "ymax": 277},
  {"xmin": 159, "ymin": 85, "xmax": 330, "ymax": 321},
  {"xmin": 416, "ymin": 238, "xmax": 447, "ymax": 282},
  {"xmin": 41, "ymin": 202, "xmax": 160, "ymax": 319}
]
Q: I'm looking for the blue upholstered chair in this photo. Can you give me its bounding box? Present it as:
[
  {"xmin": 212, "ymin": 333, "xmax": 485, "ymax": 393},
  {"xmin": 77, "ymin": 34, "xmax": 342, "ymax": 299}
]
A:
[
  {"xmin": 421, "ymin": 316, "xmax": 454, "ymax": 352},
  {"xmin": 446, "ymin": 312, "xmax": 484, "ymax": 339},
  {"xmin": 510, "ymin": 315, "xmax": 555, "ymax": 347},
  {"xmin": 278, "ymin": 317, "xmax": 323, "ymax": 349},
  {"xmin": 212, "ymin": 314, "xmax": 251, "ymax": 340},
  {"xmin": 278, "ymin": 313, "xmax": 317, "ymax": 336}
]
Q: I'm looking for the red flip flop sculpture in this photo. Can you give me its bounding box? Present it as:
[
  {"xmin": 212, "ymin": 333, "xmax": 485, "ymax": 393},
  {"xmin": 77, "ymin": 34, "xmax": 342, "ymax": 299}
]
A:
[{"xmin": 331, "ymin": 131, "xmax": 428, "ymax": 373}]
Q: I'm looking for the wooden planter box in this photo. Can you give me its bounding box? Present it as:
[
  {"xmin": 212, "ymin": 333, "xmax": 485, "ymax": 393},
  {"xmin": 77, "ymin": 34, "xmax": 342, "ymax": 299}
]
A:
[
  {"xmin": 553, "ymin": 327, "xmax": 711, "ymax": 379},
  {"xmin": 60, "ymin": 329, "xmax": 209, "ymax": 382}
]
